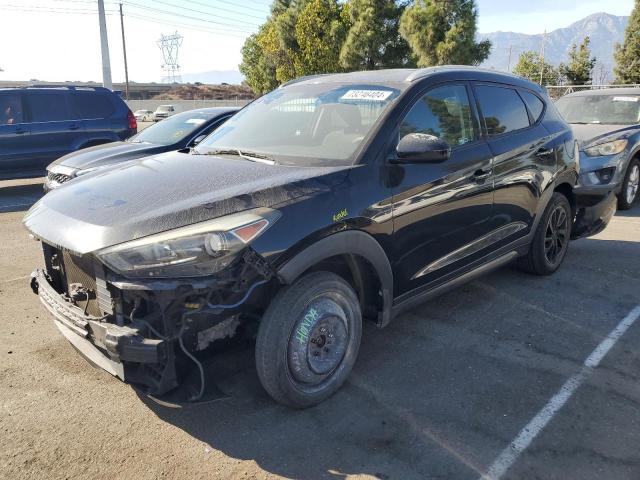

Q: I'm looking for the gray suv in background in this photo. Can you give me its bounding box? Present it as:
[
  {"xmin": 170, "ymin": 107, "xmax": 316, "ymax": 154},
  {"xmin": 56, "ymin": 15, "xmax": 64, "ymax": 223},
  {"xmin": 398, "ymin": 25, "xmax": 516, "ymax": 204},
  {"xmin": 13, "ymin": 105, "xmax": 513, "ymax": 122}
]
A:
[{"xmin": 556, "ymin": 88, "xmax": 640, "ymax": 209}]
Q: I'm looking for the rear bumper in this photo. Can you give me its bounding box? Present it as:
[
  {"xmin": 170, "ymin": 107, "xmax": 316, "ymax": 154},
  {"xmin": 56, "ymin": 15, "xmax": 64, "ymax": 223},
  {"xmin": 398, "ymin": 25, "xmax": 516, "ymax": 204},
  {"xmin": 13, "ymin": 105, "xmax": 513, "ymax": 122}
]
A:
[
  {"xmin": 31, "ymin": 269, "xmax": 165, "ymax": 380},
  {"xmin": 572, "ymin": 191, "xmax": 617, "ymax": 239}
]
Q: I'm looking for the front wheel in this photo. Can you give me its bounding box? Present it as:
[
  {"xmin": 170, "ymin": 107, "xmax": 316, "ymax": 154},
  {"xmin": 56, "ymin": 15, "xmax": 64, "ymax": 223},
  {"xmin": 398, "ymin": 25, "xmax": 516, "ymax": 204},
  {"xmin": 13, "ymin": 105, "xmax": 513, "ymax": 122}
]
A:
[
  {"xmin": 618, "ymin": 159, "xmax": 639, "ymax": 210},
  {"xmin": 517, "ymin": 192, "xmax": 572, "ymax": 276},
  {"xmin": 255, "ymin": 271, "xmax": 362, "ymax": 408}
]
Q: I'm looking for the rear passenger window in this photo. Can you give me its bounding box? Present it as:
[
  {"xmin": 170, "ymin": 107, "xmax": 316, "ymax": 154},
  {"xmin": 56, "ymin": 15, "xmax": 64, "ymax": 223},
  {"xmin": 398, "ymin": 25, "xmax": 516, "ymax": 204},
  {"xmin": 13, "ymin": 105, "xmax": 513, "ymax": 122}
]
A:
[
  {"xmin": 475, "ymin": 85, "xmax": 530, "ymax": 136},
  {"xmin": 26, "ymin": 93, "xmax": 69, "ymax": 122},
  {"xmin": 71, "ymin": 92, "xmax": 114, "ymax": 119},
  {"xmin": 0, "ymin": 94, "xmax": 24, "ymax": 124},
  {"xmin": 401, "ymin": 84, "xmax": 478, "ymax": 147},
  {"xmin": 520, "ymin": 90, "xmax": 545, "ymax": 122}
]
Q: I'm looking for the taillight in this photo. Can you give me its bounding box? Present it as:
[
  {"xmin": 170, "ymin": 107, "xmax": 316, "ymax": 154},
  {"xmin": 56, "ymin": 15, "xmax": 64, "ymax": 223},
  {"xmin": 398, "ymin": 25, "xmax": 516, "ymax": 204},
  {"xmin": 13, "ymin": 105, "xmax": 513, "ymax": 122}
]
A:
[{"xmin": 127, "ymin": 110, "xmax": 137, "ymax": 131}]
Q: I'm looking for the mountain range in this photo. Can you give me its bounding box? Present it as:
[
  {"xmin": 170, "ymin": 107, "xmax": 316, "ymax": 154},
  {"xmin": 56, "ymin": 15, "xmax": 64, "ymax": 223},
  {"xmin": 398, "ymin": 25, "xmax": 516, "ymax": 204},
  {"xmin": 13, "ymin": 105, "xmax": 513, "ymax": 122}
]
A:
[
  {"xmin": 479, "ymin": 12, "xmax": 628, "ymax": 81},
  {"xmin": 181, "ymin": 12, "xmax": 629, "ymax": 85}
]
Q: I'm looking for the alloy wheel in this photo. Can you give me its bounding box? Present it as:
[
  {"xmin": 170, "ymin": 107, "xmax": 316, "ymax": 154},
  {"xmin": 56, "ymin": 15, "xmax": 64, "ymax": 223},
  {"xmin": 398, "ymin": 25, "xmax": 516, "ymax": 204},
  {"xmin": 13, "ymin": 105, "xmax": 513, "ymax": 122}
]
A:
[
  {"xmin": 544, "ymin": 205, "xmax": 569, "ymax": 266},
  {"xmin": 626, "ymin": 164, "xmax": 639, "ymax": 205}
]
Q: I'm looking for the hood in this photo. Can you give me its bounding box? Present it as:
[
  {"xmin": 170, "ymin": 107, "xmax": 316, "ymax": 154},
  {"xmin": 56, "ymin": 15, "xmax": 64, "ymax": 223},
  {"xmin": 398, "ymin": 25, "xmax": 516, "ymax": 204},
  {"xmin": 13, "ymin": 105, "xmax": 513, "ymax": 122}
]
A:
[
  {"xmin": 569, "ymin": 123, "xmax": 640, "ymax": 148},
  {"xmin": 49, "ymin": 141, "xmax": 167, "ymax": 172},
  {"xmin": 24, "ymin": 151, "xmax": 350, "ymax": 254}
]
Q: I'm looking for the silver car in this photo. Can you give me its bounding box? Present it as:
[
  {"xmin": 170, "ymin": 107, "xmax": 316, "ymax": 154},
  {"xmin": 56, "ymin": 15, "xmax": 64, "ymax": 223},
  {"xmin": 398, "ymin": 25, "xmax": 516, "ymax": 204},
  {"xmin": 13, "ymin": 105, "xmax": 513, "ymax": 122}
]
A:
[{"xmin": 556, "ymin": 88, "xmax": 640, "ymax": 209}]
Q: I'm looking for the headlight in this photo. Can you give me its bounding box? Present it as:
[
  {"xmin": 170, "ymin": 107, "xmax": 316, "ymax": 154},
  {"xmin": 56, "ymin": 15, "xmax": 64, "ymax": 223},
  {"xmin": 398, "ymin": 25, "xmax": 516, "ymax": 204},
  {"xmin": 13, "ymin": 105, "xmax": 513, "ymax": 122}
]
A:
[
  {"xmin": 584, "ymin": 139, "xmax": 628, "ymax": 157},
  {"xmin": 96, "ymin": 208, "xmax": 280, "ymax": 278}
]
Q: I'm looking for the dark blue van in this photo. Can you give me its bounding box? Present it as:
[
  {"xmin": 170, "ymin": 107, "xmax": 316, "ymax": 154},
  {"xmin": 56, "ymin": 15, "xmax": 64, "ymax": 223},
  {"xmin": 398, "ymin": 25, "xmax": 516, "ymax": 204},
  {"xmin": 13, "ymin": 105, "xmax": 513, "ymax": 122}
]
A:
[{"xmin": 0, "ymin": 85, "xmax": 136, "ymax": 180}]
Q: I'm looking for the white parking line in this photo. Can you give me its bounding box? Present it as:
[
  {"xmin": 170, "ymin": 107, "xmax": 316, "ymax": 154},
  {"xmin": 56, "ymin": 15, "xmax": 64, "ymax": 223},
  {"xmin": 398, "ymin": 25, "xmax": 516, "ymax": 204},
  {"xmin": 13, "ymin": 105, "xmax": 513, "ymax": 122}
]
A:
[{"xmin": 480, "ymin": 304, "xmax": 640, "ymax": 480}]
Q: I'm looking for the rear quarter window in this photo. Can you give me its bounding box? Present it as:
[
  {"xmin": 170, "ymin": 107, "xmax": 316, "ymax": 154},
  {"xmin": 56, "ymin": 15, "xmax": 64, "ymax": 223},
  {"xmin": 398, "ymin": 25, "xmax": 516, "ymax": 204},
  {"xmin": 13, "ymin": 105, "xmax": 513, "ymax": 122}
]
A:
[
  {"xmin": 71, "ymin": 92, "xmax": 115, "ymax": 119},
  {"xmin": 475, "ymin": 85, "xmax": 530, "ymax": 136},
  {"xmin": 519, "ymin": 90, "xmax": 545, "ymax": 122}
]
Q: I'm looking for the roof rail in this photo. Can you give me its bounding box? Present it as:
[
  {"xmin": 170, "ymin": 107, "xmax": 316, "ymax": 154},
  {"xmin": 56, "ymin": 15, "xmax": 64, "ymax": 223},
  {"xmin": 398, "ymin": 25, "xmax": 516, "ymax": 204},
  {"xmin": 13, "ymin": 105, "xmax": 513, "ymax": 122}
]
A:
[
  {"xmin": 23, "ymin": 84, "xmax": 111, "ymax": 92},
  {"xmin": 279, "ymin": 74, "xmax": 332, "ymax": 88}
]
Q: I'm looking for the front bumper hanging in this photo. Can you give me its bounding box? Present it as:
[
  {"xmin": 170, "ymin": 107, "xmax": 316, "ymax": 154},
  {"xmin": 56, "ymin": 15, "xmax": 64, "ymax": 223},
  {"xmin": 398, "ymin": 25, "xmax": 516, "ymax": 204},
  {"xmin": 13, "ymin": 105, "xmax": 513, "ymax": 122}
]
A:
[
  {"xmin": 572, "ymin": 191, "xmax": 617, "ymax": 239},
  {"xmin": 30, "ymin": 269, "xmax": 165, "ymax": 380}
]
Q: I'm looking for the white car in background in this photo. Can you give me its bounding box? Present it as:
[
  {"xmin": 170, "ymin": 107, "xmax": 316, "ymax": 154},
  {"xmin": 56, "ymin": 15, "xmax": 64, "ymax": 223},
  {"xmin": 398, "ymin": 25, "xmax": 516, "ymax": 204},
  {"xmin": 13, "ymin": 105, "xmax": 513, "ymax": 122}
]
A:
[
  {"xmin": 153, "ymin": 104, "xmax": 176, "ymax": 121},
  {"xmin": 133, "ymin": 109, "xmax": 154, "ymax": 121}
]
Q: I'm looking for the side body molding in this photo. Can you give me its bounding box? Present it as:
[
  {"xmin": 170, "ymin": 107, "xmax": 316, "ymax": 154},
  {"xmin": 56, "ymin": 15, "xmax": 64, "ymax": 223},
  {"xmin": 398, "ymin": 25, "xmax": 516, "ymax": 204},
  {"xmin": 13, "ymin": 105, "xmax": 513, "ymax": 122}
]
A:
[{"xmin": 277, "ymin": 230, "xmax": 394, "ymax": 328}]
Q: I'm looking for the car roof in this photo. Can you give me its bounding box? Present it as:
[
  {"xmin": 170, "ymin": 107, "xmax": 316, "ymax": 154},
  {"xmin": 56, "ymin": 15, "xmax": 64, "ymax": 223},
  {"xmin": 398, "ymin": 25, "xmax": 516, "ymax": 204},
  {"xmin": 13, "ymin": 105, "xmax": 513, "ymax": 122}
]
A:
[
  {"xmin": 282, "ymin": 66, "xmax": 543, "ymax": 93},
  {"xmin": 563, "ymin": 87, "xmax": 640, "ymax": 97}
]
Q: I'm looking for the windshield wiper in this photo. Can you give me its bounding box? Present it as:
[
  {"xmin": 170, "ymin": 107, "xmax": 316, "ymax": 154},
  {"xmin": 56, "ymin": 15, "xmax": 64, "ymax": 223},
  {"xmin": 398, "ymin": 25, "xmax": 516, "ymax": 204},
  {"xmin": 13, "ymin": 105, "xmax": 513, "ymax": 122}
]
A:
[
  {"xmin": 204, "ymin": 149, "xmax": 276, "ymax": 165},
  {"xmin": 570, "ymin": 121, "xmax": 601, "ymax": 124}
]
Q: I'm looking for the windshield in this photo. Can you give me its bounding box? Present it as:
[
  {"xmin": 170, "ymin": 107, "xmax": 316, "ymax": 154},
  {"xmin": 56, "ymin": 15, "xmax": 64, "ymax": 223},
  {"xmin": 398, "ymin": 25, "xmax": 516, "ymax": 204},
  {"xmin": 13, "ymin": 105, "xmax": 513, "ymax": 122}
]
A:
[
  {"xmin": 556, "ymin": 94, "xmax": 640, "ymax": 125},
  {"xmin": 129, "ymin": 110, "xmax": 217, "ymax": 145},
  {"xmin": 196, "ymin": 83, "xmax": 402, "ymax": 166},
  {"xmin": 157, "ymin": 105, "xmax": 173, "ymax": 112}
]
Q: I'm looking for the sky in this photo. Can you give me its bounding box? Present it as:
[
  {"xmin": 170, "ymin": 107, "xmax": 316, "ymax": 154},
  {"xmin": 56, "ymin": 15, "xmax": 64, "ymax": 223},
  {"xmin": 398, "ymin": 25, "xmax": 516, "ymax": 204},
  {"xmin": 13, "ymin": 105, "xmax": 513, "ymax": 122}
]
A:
[{"xmin": 0, "ymin": 0, "xmax": 636, "ymax": 83}]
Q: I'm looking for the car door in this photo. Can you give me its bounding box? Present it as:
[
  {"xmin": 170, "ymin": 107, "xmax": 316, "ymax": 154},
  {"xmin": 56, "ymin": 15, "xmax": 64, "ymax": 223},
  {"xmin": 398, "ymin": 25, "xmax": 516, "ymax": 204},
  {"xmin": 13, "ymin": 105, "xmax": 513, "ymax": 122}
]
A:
[
  {"xmin": 0, "ymin": 91, "xmax": 33, "ymax": 178},
  {"xmin": 473, "ymin": 83, "xmax": 557, "ymax": 237},
  {"xmin": 25, "ymin": 90, "xmax": 86, "ymax": 172},
  {"xmin": 69, "ymin": 90, "xmax": 114, "ymax": 143},
  {"xmin": 390, "ymin": 82, "xmax": 495, "ymax": 297}
]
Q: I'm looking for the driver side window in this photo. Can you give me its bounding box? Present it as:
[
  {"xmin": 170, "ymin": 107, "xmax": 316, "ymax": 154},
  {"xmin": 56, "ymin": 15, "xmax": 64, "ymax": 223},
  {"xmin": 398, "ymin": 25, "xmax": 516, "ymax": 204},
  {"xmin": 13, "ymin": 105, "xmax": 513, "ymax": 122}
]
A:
[{"xmin": 400, "ymin": 84, "xmax": 478, "ymax": 147}]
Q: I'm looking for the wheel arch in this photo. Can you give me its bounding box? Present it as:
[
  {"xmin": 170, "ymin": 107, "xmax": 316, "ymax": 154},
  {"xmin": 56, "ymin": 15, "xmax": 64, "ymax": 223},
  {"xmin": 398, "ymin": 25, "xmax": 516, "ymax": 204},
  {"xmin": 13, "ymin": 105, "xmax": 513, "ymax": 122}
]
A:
[{"xmin": 277, "ymin": 230, "xmax": 394, "ymax": 328}]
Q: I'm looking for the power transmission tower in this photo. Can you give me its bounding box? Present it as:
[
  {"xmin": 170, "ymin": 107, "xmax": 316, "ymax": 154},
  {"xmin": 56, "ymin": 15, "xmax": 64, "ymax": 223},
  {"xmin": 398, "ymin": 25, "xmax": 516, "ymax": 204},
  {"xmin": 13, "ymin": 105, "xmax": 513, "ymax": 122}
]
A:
[{"xmin": 157, "ymin": 32, "xmax": 183, "ymax": 84}]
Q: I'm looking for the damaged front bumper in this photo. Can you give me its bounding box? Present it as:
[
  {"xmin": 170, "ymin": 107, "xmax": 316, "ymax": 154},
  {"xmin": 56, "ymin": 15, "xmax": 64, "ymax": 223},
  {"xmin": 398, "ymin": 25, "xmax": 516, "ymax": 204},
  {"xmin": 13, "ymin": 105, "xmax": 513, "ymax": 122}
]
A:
[
  {"xmin": 31, "ymin": 269, "xmax": 165, "ymax": 381},
  {"xmin": 572, "ymin": 191, "xmax": 617, "ymax": 239}
]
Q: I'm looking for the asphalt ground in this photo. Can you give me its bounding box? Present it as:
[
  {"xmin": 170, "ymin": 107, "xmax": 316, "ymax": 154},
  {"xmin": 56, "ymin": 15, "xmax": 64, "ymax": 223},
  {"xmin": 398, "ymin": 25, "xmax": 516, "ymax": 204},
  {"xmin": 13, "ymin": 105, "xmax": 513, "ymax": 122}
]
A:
[{"xmin": 1, "ymin": 178, "xmax": 639, "ymax": 480}]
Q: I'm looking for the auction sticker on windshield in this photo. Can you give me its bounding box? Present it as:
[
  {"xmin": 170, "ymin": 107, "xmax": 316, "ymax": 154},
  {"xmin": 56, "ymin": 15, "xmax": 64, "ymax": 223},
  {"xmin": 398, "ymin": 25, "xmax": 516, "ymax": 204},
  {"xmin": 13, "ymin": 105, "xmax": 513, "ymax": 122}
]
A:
[
  {"xmin": 186, "ymin": 118, "xmax": 207, "ymax": 125},
  {"xmin": 341, "ymin": 90, "xmax": 393, "ymax": 102},
  {"xmin": 613, "ymin": 96, "xmax": 639, "ymax": 102}
]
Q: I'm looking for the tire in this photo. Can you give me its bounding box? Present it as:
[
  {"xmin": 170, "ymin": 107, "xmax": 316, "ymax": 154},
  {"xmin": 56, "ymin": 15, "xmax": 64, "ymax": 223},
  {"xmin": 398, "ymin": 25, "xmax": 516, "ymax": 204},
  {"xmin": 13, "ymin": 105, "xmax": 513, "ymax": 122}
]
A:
[
  {"xmin": 255, "ymin": 271, "xmax": 362, "ymax": 408},
  {"xmin": 517, "ymin": 192, "xmax": 572, "ymax": 276},
  {"xmin": 618, "ymin": 159, "xmax": 639, "ymax": 210}
]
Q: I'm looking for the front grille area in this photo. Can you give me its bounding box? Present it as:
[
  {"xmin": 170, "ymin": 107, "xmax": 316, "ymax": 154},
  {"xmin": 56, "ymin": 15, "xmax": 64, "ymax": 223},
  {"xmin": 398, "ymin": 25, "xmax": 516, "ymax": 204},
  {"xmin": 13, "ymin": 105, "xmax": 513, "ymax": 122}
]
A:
[
  {"xmin": 47, "ymin": 171, "xmax": 72, "ymax": 185},
  {"xmin": 42, "ymin": 244, "xmax": 113, "ymax": 317}
]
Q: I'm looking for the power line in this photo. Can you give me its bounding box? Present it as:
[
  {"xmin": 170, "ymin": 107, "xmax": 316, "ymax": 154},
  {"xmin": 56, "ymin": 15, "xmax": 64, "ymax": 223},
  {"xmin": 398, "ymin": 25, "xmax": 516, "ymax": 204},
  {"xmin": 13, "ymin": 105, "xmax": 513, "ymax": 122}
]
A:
[
  {"xmin": 152, "ymin": 0, "xmax": 264, "ymax": 26},
  {"xmin": 120, "ymin": 0, "xmax": 257, "ymax": 32},
  {"xmin": 182, "ymin": 0, "xmax": 269, "ymax": 19},
  {"xmin": 124, "ymin": 12, "xmax": 248, "ymax": 38}
]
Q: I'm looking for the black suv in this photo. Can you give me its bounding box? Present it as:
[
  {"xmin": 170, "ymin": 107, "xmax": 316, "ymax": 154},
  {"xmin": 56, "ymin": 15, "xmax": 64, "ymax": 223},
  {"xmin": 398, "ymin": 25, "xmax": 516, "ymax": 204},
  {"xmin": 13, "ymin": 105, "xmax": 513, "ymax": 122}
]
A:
[
  {"xmin": 0, "ymin": 85, "xmax": 136, "ymax": 180},
  {"xmin": 25, "ymin": 67, "xmax": 615, "ymax": 408}
]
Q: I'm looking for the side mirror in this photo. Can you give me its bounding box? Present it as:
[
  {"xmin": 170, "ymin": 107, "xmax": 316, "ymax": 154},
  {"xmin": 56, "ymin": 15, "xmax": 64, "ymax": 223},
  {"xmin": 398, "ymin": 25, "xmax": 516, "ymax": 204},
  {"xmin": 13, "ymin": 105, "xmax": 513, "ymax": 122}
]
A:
[
  {"xmin": 395, "ymin": 133, "xmax": 450, "ymax": 163},
  {"xmin": 191, "ymin": 134, "xmax": 207, "ymax": 146}
]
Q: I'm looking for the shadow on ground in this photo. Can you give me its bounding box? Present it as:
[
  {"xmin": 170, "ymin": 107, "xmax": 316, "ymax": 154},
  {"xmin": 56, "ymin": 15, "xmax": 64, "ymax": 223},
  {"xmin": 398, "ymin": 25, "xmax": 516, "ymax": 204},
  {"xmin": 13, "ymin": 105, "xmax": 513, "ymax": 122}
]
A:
[
  {"xmin": 615, "ymin": 201, "xmax": 640, "ymax": 218},
  {"xmin": 137, "ymin": 236, "xmax": 640, "ymax": 480},
  {"xmin": 0, "ymin": 183, "xmax": 44, "ymax": 213}
]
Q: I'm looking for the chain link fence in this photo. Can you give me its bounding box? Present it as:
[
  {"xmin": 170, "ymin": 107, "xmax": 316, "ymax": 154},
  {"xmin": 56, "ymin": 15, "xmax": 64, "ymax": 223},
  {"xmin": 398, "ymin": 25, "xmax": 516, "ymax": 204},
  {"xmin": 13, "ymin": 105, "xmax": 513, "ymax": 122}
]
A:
[{"xmin": 546, "ymin": 84, "xmax": 640, "ymax": 100}]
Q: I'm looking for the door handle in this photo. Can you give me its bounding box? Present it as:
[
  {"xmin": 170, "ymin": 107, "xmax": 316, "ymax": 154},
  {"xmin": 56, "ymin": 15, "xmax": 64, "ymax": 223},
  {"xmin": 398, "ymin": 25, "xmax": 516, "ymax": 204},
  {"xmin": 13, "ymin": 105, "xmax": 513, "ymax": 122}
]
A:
[
  {"xmin": 473, "ymin": 169, "xmax": 492, "ymax": 181},
  {"xmin": 68, "ymin": 124, "xmax": 80, "ymax": 131}
]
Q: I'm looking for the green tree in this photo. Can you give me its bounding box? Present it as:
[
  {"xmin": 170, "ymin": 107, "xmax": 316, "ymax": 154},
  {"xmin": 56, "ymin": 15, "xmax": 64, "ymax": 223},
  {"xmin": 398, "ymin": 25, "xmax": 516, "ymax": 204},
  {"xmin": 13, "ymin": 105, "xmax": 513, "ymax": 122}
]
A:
[
  {"xmin": 295, "ymin": 0, "xmax": 350, "ymax": 75},
  {"xmin": 615, "ymin": 0, "xmax": 640, "ymax": 83},
  {"xmin": 399, "ymin": 0, "xmax": 491, "ymax": 67},
  {"xmin": 513, "ymin": 51, "xmax": 561, "ymax": 85},
  {"xmin": 340, "ymin": 0, "xmax": 413, "ymax": 70},
  {"xmin": 560, "ymin": 37, "xmax": 596, "ymax": 85},
  {"xmin": 239, "ymin": 26, "xmax": 279, "ymax": 95}
]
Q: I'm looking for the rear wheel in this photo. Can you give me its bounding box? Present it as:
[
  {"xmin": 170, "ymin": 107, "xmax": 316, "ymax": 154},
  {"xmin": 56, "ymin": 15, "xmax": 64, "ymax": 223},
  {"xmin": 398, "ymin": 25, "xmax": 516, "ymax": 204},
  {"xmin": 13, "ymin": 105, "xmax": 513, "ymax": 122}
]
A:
[
  {"xmin": 255, "ymin": 271, "xmax": 362, "ymax": 408},
  {"xmin": 518, "ymin": 192, "xmax": 572, "ymax": 275},
  {"xmin": 618, "ymin": 159, "xmax": 639, "ymax": 210}
]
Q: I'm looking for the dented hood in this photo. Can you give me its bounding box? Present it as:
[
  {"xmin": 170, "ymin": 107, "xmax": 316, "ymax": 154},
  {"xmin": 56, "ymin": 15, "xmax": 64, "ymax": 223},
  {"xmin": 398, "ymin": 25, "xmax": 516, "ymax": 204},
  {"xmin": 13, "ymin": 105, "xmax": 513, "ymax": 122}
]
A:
[{"xmin": 24, "ymin": 151, "xmax": 349, "ymax": 254}]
